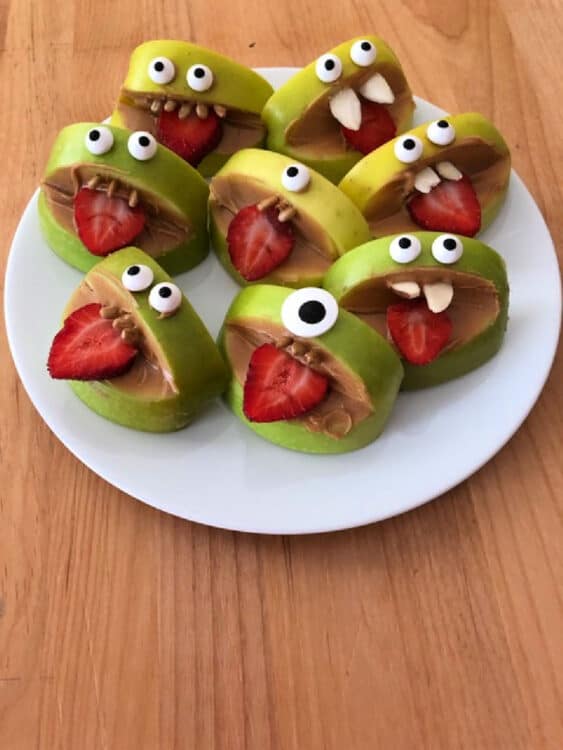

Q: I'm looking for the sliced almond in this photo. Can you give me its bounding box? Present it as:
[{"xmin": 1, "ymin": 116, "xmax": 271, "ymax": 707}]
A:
[
  {"xmin": 423, "ymin": 282, "xmax": 454, "ymax": 313},
  {"xmin": 387, "ymin": 281, "xmax": 421, "ymax": 299},
  {"xmin": 329, "ymin": 88, "xmax": 362, "ymax": 131},
  {"xmin": 436, "ymin": 161, "xmax": 463, "ymax": 181},
  {"xmin": 358, "ymin": 73, "xmax": 395, "ymax": 104},
  {"xmin": 414, "ymin": 166, "xmax": 441, "ymax": 194}
]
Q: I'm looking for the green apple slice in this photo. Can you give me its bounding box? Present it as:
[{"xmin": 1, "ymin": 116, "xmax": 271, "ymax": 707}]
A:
[
  {"xmin": 323, "ymin": 232, "xmax": 509, "ymax": 389},
  {"xmin": 339, "ymin": 112, "xmax": 511, "ymax": 237},
  {"xmin": 209, "ymin": 148, "xmax": 371, "ymax": 288},
  {"xmin": 39, "ymin": 122, "xmax": 209, "ymax": 275},
  {"xmin": 53, "ymin": 247, "xmax": 228, "ymax": 431},
  {"xmin": 110, "ymin": 40, "xmax": 274, "ymax": 177},
  {"xmin": 218, "ymin": 284, "xmax": 404, "ymax": 453},
  {"xmin": 262, "ymin": 35, "xmax": 415, "ymax": 183}
]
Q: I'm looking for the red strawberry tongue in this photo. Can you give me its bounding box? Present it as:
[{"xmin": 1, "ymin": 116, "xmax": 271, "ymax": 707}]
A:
[
  {"xmin": 341, "ymin": 99, "xmax": 396, "ymax": 155},
  {"xmin": 386, "ymin": 299, "xmax": 453, "ymax": 366},
  {"xmin": 157, "ymin": 108, "xmax": 223, "ymax": 166},
  {"xmin": 407, "ymin": 173, "xmax": 481, "ymax": 237},
  {"xmin": 74, "ymin": 188, "xmax": 146, "ymax": 256}
]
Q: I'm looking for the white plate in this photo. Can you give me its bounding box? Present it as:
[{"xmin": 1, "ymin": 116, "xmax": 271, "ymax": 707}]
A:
[{"xmin": 4, "ymin": 68, "xmax": 561, "ymax": 534}]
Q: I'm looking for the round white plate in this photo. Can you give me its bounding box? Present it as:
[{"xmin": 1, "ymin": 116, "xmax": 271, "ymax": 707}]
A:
[{"xmin": 4, "ymin": 68, "xmax": 561, "ymax": 534}]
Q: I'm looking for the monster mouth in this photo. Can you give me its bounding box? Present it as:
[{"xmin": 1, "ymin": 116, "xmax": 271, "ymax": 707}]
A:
[
  {"xmin": 225, "ymin": 319, "xmax": 373, "ymax": 439},
  {"xmin": 338, "ymin": 267, "xmax": 501, "ymax": 362},
  {"xmin": 116, "ymin": 90, "xmax": 265, "ymax": 163},
  {"xmin": 210, "ymin": 174, "xmax": 337, "ymax": 283},
  {"xmin": 285, "ymin": 62, "xmax": 413, "ymax": 157},
  {"xmin": 42, "ymin": 165, "xmax": 191, "ymax": 258}
]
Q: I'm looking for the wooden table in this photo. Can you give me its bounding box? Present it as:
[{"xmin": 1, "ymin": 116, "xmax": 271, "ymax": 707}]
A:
[{"xmin": 1, "ymin": 2, "xmax": 562, "ymax": 747}]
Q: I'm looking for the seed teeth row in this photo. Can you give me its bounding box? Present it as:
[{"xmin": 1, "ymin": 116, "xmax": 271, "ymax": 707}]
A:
[{"xmin": 138, "ymin": 94, "xmax": 228, "ymax": 119}]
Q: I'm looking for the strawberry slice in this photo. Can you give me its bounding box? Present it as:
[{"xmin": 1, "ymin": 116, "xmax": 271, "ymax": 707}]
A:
[
  {"xmin": 243, "ymin": 343, "xmax": 329, "ymax": 422},
  {"xmin": 407, "ymin": 174, "xmax": 481, "ymax": 237},
  {"xmin": 74, "ymin": 188, "xmax": 146, "ymax": 256},
  {"xmin": 47, "ymin": 303, "xmax": 138, "ymax": 380},
  {"xmin": 387, "ymin": 300, "xmax": 452, "ymax": 365},
  {"xmin": 227, "ymin": 204, "xmax": 295, "ymax": 281},
  {"xmin": 157, "ymin": 108, "xmax": 222, "ymax": 166},
  {"xmin": 341, "ymin": 100, "xmax": 396, "ymax": 155}
]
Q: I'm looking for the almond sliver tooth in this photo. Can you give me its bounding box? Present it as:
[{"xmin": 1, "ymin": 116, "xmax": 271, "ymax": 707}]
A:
[
  {"xmin": 358, "ymin": 73, "xmax": 395, "ymax": 104},
  {"xmin": 329, "ymin": 88, "xmax": 362, "ymax": 130},
  {"xmin": 436, "ymin": 161, "xmax": 463, "ymax": 181},
  {"xmin": 414, "ymin": 166, "xmax": 441, "ymax": 194},
  {"xmin": 423, "ymin": 282, "xmax": 454, "ymax": 313},
  {"xmin": 388, "ymin": 281, "xmax": 421, "ymax": 299}
]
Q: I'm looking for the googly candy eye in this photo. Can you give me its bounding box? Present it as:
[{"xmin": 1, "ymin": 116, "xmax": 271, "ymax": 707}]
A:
[
  {"xmin": 431, "ymin": 234, "xmax": 464, "ymax": 264},
  {"xmin": 186, "ymin": 64, "xmax": 214, "ymax": 92},
  {"xmin": 148, "ymin": 282, "xmax": 182, "ymax": 314},
  {"xmin": 281, "ymin": 288, "xmax": 339, "ymax": 338},
  {"xmin": 121, "ymin": 264, "xmax": 154, "ymax": 292},
  {"xmin": 350, "ymin": 39, "xmax": 377, "ymax": 67},
  {"xmin": 315, "ymin": 53, "xmax": 342, "ymax": 83},
  {"xmin": 389, "ymin": 235, "xmax": 422, "ymax": 264},
  {"xmin": 148, "ymin": 57, "xmax": 176, "ymax": 85},
  {"xmin": 427, "ymin": 119, "xmax": 456, "ymax": 146},
  {"xmin": 394, "ymin": 135, "xmax": 424, "ymax": 163},
  {"xmin": 84, "ymin": 126, "xmax": 114, "ymax": 156},
  {"xmin": 127, "ymin": 131, "xmax": 158, "ymax": 161},
  {"xmin": 281, "ymin": 163, "xmax": 311, "ymax": 192}
]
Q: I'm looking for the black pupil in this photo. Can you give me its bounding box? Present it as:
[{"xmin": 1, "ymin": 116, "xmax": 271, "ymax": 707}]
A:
[
  {"xmin": 194, "ymin": 67, "xmax": 205, "ymax": 78},
  {"xmin": 444, "ymin": 239, "xmax": 457, "ymax": 251},
  {"xmin": 361, "ymin": 41, "xmax": 371, "ymax": 51},
  {"xmin": 89, "ymin": 130, "xmax": 100, "ymax": 141},
  {"xmin": 154, "ymin": 61, "xmax": 164, "ymax": 72},
  {"xmin": 398, "ymin": 237, "xmax": 411, "ymax": 249},
  {"xmin": 139, "ymin": 136, "xmax": 150, "ymax": 147},
  {"xmin": 127, "ymin": 265, "xmax": 140, "ymax": 276},
  {"xmin": 325, "ymin": 59, "xmax": 336, "ymax": 71},
  {"xmin": 403, "ymin": 138, "xmax": 415, "ymax": 150},
  {"xmin": 437, "ymin": 120, "xmax": 449, "ymax": 128},
  {"xmin": 159, "ymin": 286, "xmax": 172, "ymax": 298},
  {"xmin": 298, "ymin": 300, "xmax": 326, "ymax": 325},
  {"xmin": 287, "ymin": 166, "xmax": 299, "ymax": 178}
]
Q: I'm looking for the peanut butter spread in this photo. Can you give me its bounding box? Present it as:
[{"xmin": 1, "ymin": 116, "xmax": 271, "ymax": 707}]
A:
[
  {"xmin": 68, "ymin": 269, "xmax": 177, "ymax": 399},
  {"xmin": 210, "ymin": 174, "xmax": 335, "ymax": 284},
  {"xmin": 42, "ymin": 165, "xmax": 191, "ymax": 258},
  {"xmin": 225, "ymin": 318, "xmax": 373, "ymax": 439}
]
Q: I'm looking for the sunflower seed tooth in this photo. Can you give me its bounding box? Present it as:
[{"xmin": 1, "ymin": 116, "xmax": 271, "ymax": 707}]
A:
[
  {"xmin": 100, "ymin": 305, "xmax": 120, "ymax": 319},
  {"xmin": 87, "ymin": 175, "xmax": 101, "ymax": 189},
  {"xmin": 213, "ymin": 104, "xmax": 227, "ymax": 118},
  {"xmin": 178, "ymin": 102, "xmax": 193, "ymax": 119},
  {"xmin": 196, "ymin": 102, "xmax": 209, "ymax": 119},
  {"xmin": 107, "ymin": 179, "xmax": 117, "ymax": 198},
  {"xmin": 128, "ymin": 189, "xmax": 139, "ymax": 208},
  {"xmin": 150, "ymin": 99, "xmax": 162, "ymax": 114},
  {"xmin": 164, "ymin": 99, "xmax": 178, "ymax": 112},
  {"xmin": 257, "ymin": 195, "xmax": 279, "ymax": 211},
  {"xmin": 278, "ymin": 206, "xmax": 296, "ymax": 222},
  {"xmin": 113, "ymin": 315, "xmax": 135, "ymax": 330},
  {"xmin": 121, "ymin": 328, "xmax": 139, "ymax": 344}
]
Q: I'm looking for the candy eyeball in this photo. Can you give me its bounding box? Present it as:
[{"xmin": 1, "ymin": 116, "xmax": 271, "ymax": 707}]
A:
[
  {"xmin": 148, "ymin": 56, "xmax": 176, "ymax": 85},
  {"xmin": 186, "ymin": 64, "xmax": 214, "ymax": 92},
  {"xmin": 127, "ymin": 131, "xmax": 158, "ymax": 161},
  {"xmin": 315, "ymin": 53, "xmax": 342, "ymax": 83},
  {"xmin": 389, "ymin": 235, "xmax": 422, "ymax": 264},
  {"xmin": 394, "ymin": 135, "xmax": 423, "ymax": 163},
  {"xmin": 84, "ymin": 126, "xmax": 114, "ymax": 156},
  {"xmin": 427, "ymin": 119, "xmax": 456, "ymax": 146},
  {"xmin": 122, "ymin": 264, "xmax": 154, "ymax": 292},
  {"xmin": 281, "ymin": 288, "xmax": 339, "ymax": 338},
  {"xmin": 281, "ymin": 163, "xmax": 311, "ymax": 192},
  {"xmin": 149, "ymin": 283, "xmax": 182, "ymax": 315},
  {"xmin": 432, "ymin": 234, "xmax": 464, "ymax": 264},
  {"xmin": 350, "ymin": 39, "xmax": 377, "ymax": 66}
]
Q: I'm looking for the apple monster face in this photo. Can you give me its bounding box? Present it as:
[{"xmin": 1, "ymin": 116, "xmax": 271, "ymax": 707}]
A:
[
  {"xmin": 261, "ymin": 36, "xmax": 415, "ymax": 183},
  {"xmin": 323, "ymin": 232, "xmax": 509, "ymax": 389},
  {"xmin": 209, "ymin": 148, "xmax": 371, "ymax": 288},
  {"xmin": 218, "ymin": 285, "xmax": 404, "ymax": 454},
  {"xmin": 39, "ymin": 123, "xmax": 209, "ymax": 275},
  {"xmin": 110, "ymin": 40, "xmax": 274, "ymax": 177},
  {"xmin": 47, "ymin": 247, "xmax": 228, "ymax": 432},
  {"xmin": 339, "ymin": 113, "xmax": 511, "ymax": 239}
]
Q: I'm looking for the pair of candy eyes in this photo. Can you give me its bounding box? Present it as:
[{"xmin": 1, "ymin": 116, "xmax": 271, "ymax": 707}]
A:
[
  {"xmin": 148, "ymin": 58, "xmax": 214, "ymax": 91},
  {"xmin": 85, "ymin": 127, "xmax": 158, "ymax": 160},
  {"xmin": 390, "ymin": 234, "xmax": 464, "ymax": 264},
  {"xmin": 122, "ymin": 265, "xmax": 182, "ymax": 314},
  {"xmin": 394, "ymin": 120, "xmax": 456, "ymax": 162},
  {"xmin": 316, "ymin": 40, "xmax": 377, "ymax": 82}
]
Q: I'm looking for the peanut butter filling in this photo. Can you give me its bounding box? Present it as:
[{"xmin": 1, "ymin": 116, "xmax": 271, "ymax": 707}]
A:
[
  {"xmin": 286, "ymin": 63, "xmax": 413, "ymax": 157},
  {"xmin": 363, "ymin": 139, "xmax": 511, "ymax": 237},
  {"xmin": 116, "ymin": 94, "xmax": 265, "ymax": 155},
  {"xmin": 67, "ymin": 270, "xmax": 178, "ymax": 399},
  {"xmin": 225, "ymin": 319, "xmax": 373, "ymax": 439},
  {"xmin": 209, "ymin": 174, "xmax": 335, "ymax": 283},
  {"xmin": 42, "ymin": 165, "xmax": 191, "ymax": 258},
  {"xmin": 340, "ymin": 269, "xmax": 500, "ymax": 353}
]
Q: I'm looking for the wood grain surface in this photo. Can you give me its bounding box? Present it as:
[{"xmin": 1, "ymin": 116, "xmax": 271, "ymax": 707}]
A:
[{"xmin": 1, "ymin": 1, "xmax": 562, "ymax": 748}]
